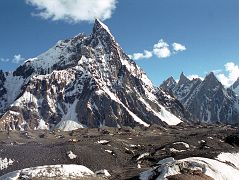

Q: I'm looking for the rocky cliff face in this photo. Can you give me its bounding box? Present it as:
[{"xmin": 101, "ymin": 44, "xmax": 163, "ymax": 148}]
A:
[
  {"xmin": 0, "ymin": 19, "xmax": 187, "ymax": 131},
  {"xmin": 160, "ymin": 72, "xmax": 239, "ymax": 124},
  {"xmin": 232, "ymin": 77, "xmax": 239, "ymax": 95}
]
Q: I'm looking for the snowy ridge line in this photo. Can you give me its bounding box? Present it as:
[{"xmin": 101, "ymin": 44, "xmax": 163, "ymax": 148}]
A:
[{"xmin": 103, "ymin": 88, "xmax": 150, "ymax": 127}]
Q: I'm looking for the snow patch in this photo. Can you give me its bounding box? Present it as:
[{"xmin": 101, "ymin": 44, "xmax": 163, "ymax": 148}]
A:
[
  {"xmin": 216, "ymin": 152, "xmax": 239, "ymax": 167},
  {"xmin": 140, "ymin": 155, "xmax": 239, "ymax": 180},
  {"xmin": 55, "ymin": 119, "xmax": 84, "ymax": 131},
  {"xmin": 173, "ymin": 142, "xmax": 190, "ymax": 148},
  {"xmin": 0, "ymin": 164, "xmax": 94, "ymax": 179},
  {"xmin": 67, "ymin": 151, "xmax": 77, "ymax": 159},
  {"xmin": 37, "ymin": 119, "xmax": 49, "ymax": 130},
  {"xmin": 95, "ymin": 169, "xmax": 111, "ymax": 177},
  {"xmin": 55, "ymin": 100, "xmax": 85, "ymax": 131},
  {"xmin": 97, "ymin": 140, "xmax": 110, "ymax": 145},
  {"xmin": 0, "ymin": 158, "xmax": 14, "ymax": 170},
  {"xmin": 137, "ymin": 153, "xmax": 150, "ymax": 161}
]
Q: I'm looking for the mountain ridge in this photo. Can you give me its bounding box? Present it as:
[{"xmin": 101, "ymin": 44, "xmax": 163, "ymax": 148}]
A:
[
  {"xmin": 160, "ymin": 72, "xmax": 239, "ymax": 124},
  {"xmin": 0, "ymin": 19, "xmax": 187, "ymax": 131}
]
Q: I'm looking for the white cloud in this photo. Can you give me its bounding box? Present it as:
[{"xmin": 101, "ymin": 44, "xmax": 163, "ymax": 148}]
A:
[
  {"xmin": 212, "ymin": 69, "xmax": 222, "ymax": 74},
  {"xmin": 172, "ymin": 42, "xmax": 186, "ymax": 52},
  {"xmin": 12, "ymin": 54, "xmax": 25, "ymax": 64},
  {"xmin": 187, "ymin": 74, "xmax": 203, "ymax": 80},
  {"xmin": 216, "ymin": 62, "xmax": 239, "ymax": 87},
  {"xmin": 153, "ymin": 39, "xmax": 171, "ymax": 58},
  {"xmin": 129, "ymin": 39, "xmax": 186, "ymax": 60},
  {"xmin": 130, "ymin": 50, "xmax": 153, "ymax": 60},
  {"xmin": 26, "ymin": 0, "xmax": 117, "ymax": 23}
]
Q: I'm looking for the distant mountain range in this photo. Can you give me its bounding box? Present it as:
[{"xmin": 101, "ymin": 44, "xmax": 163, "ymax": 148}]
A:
[
  {"xmin": 160, "ymin": 72, "xmax": 239, "ymax": 124},
  {"xmin": 0, "ymin": 19, "xmax": 188, "ymax": 131}
]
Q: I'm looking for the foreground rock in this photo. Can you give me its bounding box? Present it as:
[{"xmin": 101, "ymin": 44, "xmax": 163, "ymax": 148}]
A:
[{"xmin": 0, "ymin": 125, "xmax": 238, "ymax": 179}]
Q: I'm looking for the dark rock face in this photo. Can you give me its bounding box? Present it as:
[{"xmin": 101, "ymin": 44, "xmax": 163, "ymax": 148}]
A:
[
  {"xmin": 225, "ymin": 134, "xmax": 239, "ymax": 147},
  {"xmin": 0, "ymin": 19, "xmax": 187, "ymax": 130},
  {"xmin": 0, "ymin": 71, "xmax": 6, "ymax": 95},
  {"xmin": 160, "ymin": 72, "xmax": 239, "ymax": 124},
  {"xmin": 160, "ymin": 76, "xmax": 177, "ymax": 94},
  {"xmin": 231, "ymin": 77, "xmax": 239, "ymax": 95}
]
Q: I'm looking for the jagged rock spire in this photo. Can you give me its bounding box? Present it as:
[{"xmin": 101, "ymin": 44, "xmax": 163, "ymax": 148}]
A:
[
  {"xmin": 203, "ymin": 72, "xmax": 221, "ymax": 88},
  {"xmin": 232, "ymin": 77, "xmax": 239, "ymax": 89},
  {"xmin": 160, "ymin": 76, "xmax": 176, "ymax": 91},
  {"xmin": 178, "ymin": 72, "xmax": 190, "ymax": 86}
]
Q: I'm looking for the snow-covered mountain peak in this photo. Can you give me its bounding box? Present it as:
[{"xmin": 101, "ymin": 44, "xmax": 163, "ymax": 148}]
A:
[
  {"xmin": 0, "ymin": 20, "xmax": 188, "ymax": 131},
  {"xmin": 93, "ymin": 19, "xmax": 114, "ymax": 39}
]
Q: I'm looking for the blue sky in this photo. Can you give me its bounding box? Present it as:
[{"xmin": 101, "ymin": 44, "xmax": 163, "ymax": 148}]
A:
[{"xmin": 0, "ymin": 0, "xmax": 239, "ymax": 86}]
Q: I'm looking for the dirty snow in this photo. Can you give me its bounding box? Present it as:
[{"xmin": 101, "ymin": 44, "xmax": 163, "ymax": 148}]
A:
[
  {"xmin": 216, "ymin": 152, "xmax": 239, "ymax": 167},
  {"xmin": 95, "ymin": 169, "xmax": 111, "ymax": 177},
  {"xmin": 137, "ymin": 153, "xmax": 150, "ymax": 161},
  {"xmin": 55, "ymin": 100, "xmax": 85, "ymax": 131},
  {"xmin": 173, "ymin": 142, "xmax": 190, "ymax": 148},
  {"xmin": 140, "ymin": 153, "xmax": 239, "ymax": 180},
  {"xmin": 97, "ymin": 140, "xmax": 110, "ymax": 144},
  {"xmin": 0, "ymin": 164, "xmax": 94, "ymax": 180}
]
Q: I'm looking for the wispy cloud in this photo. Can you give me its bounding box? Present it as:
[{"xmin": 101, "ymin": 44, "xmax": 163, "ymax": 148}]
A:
[
  {"xmin": 1, "ymin": 54, "xmax": 25, "ymax": 64},
  {"xmin": 129, "ymin": 50, "xmax": 153, "ymax": 60},
  {"xmin": 129, "ymin": 39, "xmax": 186, "ymax": 60},
  {"xmin": 215, "ymin": 62, "xmax": 239, "ymax": 87},
  {"xmin": 26, "ymin": 0, "xmax": 117, "ymax": 23},
  {"xmin": 187, "ymin": 74, "xmax": 203, "ymax": 80},
  {"xmin": 0, "ymin": 58, "xmax": 10, "ymax": 62},
  {"xmin": 12, "ymin": 54, "xmax": 25, "ymax": 64}
]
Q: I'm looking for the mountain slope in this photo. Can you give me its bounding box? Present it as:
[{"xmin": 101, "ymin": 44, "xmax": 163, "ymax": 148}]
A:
[
  {"xmin": 232, "ymin": 77, "xmax": 239, "ymax": 95},
  {"xmin": 0, "ymin": 19, "xmax": 187, "ymax": 131},
  {"xmin": 161, "ymin": 72, "xmax": 239, "ymax": 124}
]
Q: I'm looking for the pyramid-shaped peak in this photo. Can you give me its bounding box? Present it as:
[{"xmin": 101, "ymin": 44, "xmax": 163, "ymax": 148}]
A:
[
  {"xmin": 160, "ymin": 76, "xmax": 177, "ymax": 90},
  {"xmin": 165, "ymin": 76, "xmax": 176, "ymax": 84},
  {"xmin": 178, "ymin": 72, "xmax": 190, "ymax": 86},
  {"xmin": 168, "ymin": 76, "xmax": 176, "ymax": 81},
  {"xmin": 93, "ymin": 19, "xmax": 113, "ymax": 37},
  {"xmin": 203, "ymin": 72, "xmax": 222, "ymax": 87},
  {"xmin": 204, "ymin": 72, "xmax": 217, "ymax": 81}
]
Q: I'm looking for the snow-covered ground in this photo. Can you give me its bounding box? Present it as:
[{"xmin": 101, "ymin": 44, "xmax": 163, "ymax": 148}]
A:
[
  {"xmin": 140, "ymin": 152, "xmax": 239, "ymax": 180},
  {"xmin": 0, "ymin": 164, "xmax": 94, "ymax": 179}
]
